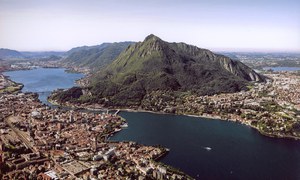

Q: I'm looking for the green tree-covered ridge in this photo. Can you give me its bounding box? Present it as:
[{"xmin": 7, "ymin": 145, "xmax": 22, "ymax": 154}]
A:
[
  {"xmin": 62, "ymin": 42, "xmax": 134, "ymax": 71},
  {"xmin": 52, "ymin": 34, "xmax": 265, "ymax": 107}
]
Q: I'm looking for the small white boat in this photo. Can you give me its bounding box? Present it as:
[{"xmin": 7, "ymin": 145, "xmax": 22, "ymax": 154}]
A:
[
  {"xmin": 120, "ymin": 123, "xmax": 128, "ymax": 128},
  {"xmin": 115, "ymin": 128, "xmax": 121, "ymax": 132},
  {"xmin": 203, "ymin": 147, "xmax": 212, "ymax": 151}
]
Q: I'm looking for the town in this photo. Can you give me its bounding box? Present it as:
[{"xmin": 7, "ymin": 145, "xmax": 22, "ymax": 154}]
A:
[
  {"xmin": 141, "ymin": 71, "xmax": 300, "ymax": 139},
  {"xmin": 48, "ymin": 70, "xmax": 300, "ymax": 140},
  {"xmin": 48, "ymin": 69, "xmax": 300, "ymax": 140},
  {"xmin": 0, "ymin": 75, "xmax": 190, "ymax": 179}
]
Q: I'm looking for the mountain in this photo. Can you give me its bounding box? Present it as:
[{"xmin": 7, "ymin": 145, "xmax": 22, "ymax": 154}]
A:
[
  {"xmin": 0, "ymin": 48, "xmax": 66, "ymax": 60},
  {"xmin": 38, "ymin": 55, "xmax": 62, "ymax": 62},
  {"xmin": 62, "ymin": 42, "xmax": 134, "ymax": 70},
  {"xmin": 20, "ymin": 51, "xmax": 65, "ymax": 59},
  {"xmin": 66, "ymin": 44, "xmax": 110, "ymax": 55},
  {"xmin": 52, "ymin": 34, "xmax": 265, "ymax": 107},
  {"xmin": 0, "ymin": 48, "xmax": 24, "ymax": 60}
]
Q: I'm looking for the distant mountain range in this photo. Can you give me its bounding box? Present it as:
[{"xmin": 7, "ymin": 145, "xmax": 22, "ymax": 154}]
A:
[
  {"xmin": 61, "ymin": 42, "xmax": 134, "ymax": 71},
  {"xmin": 0, "ymin": 48, "xmax": 65, "ymax": 60},
  {"xmin": 21, "ymin": 51, "xmax": 65, "ymax": 59},
  {"xmin": 51, "ymin": 34, "xmax": 265, "ymax": 107},
  {"xmin": 0, "ymin": 42, "xmax": 133, "ymax": 70},
  {"xmin": 0, "ymin": 48, "xmax": 24, "ymax": 60}
]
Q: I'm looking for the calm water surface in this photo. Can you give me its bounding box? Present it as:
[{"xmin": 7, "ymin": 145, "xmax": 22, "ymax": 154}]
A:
[
  {"xmin": 4, "ymin": 68, "xmax": 300, "ymax": 179},
  {"xmin": 111, "ymin": 112, "xmax": 300, "ymax": 180},
  {"xmin": 263, "ymin": 66, "xmax": 300, "ymax": 71},
  {"xmin": 4, "ymin": 68, "xmax": 84, "ymax": 105}
]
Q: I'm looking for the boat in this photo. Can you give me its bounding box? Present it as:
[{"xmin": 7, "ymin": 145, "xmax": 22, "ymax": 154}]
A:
[
  {"xmin": 120, "ymin": 123, "xmax": 128, "ymax": 128},
  {"xmin": 203, "ymin": 147, "xmax": 212, "ymax": 151},
  {"xmin": 115, "ymin": 128, "xmax": 121, "ymax": 132}
]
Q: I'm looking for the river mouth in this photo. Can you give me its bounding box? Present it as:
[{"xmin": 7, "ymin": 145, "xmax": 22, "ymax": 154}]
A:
[{"xmin": 3, "ymin": 68, "xmax": 300, "ymax": 179}]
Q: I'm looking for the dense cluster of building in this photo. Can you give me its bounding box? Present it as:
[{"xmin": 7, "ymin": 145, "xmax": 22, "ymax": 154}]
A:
[{"xmin": 0, "ymin": 91, "xmax": 190, "ymax": 179}]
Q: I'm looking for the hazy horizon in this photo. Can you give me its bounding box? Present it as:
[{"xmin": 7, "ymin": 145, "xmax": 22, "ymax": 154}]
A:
[{"xmin": 0, "ymin": 0, "xmax": 299, "ymax": 52}]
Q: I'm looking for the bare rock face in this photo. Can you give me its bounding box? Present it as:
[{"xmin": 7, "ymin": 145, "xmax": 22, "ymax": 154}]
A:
[{"xmin": 217, "ymin": 55, "xmax": 264, "ymax": 82}]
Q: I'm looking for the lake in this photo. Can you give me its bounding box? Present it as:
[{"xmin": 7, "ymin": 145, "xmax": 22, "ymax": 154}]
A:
[
  {"xmin": 4, "ymin": 68, "xmax": 84, "ymax": 105},
  {"xmin": 4, "ymin": 68, "xmax": 300, "ymax": 179},
  {"xmin": 263, "ymin": 67, "xmax": 300, "ymax": 72}
]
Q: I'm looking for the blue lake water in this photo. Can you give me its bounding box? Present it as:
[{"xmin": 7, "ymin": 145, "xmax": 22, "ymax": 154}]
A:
[
  {"xmin": 111, "ymin": 112, "xmax": 300, "ymax": 180},
  {"xmin": 4, "ymin": 68, "xmax": 300, "ymax": 179},
  {"xmin": 263, "ymin": 67, "xmax": 300, "ymax": 72},
  {"xmin": 4, "ymin": 68, "xmax": 84, "ymax": 105}
]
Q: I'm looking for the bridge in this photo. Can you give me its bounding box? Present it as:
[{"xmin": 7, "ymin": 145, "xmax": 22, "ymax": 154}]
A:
[{"xmin": 113, "ymin": 109, "xmax": 120, "ymax": 116}]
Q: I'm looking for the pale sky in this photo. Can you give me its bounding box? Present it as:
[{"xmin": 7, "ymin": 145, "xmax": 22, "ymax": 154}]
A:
[{"xmin": 0, "ymin": 0, "xmax": 299, "ymax": 52}]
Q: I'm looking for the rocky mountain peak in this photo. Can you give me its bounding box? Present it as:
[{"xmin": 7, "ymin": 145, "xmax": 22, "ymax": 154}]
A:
[{"xmin": 144, "ymin": 34, "xmax": 161, "ymax": 42}]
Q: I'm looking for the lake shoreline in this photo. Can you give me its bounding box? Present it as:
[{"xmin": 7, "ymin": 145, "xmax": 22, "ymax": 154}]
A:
[
  {"xmin": 3, "ymin": 70, "xmax": 194, "ymax": 179},
  {"xmin": 113, "ymin": 108, "xmax": 300, "ymax": 141},
  {"xmin": 5, "ymin": 66, "xmax": 294, "ymax": 142},
  {"xmin": 4, "ymin": 67, "xmax": 300, "ymax": 179},
  {"xmin": 47, "ymin": 98, "xmax": 300, "ymax": 141}
]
